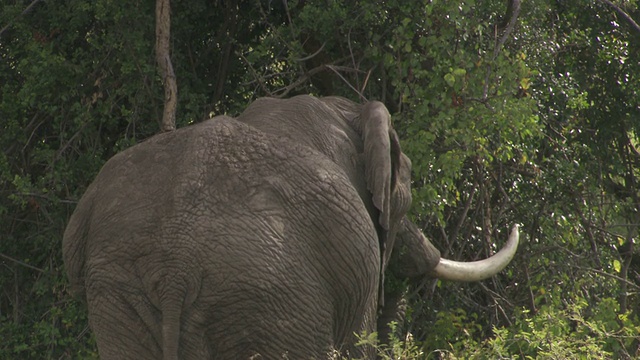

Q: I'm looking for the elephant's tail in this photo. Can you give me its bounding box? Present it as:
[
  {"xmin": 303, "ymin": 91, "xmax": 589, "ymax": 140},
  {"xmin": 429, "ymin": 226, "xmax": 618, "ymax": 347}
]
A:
[
  {"xmin": 160, "ymin": 294, "xmax": 182, "ymax": 360},
  {"xmin": 62, "ymin": 185, "xmax": 97, "ymax": 298}
]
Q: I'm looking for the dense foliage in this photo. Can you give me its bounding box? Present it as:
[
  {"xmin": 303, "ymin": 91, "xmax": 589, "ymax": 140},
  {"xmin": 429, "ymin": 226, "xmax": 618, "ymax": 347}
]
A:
[{"xmin": 1, "ymin": 0, "xmax": 638, "ymax": 358}]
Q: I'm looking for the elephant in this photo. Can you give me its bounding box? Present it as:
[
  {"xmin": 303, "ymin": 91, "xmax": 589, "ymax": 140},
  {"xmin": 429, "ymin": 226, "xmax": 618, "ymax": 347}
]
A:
[{"xmin": 62, "ymin": 95, "xmax": 519, "ymax": 359}]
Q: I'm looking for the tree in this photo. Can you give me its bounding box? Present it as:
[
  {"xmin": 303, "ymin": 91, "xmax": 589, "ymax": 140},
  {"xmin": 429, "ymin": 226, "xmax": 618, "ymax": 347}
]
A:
[{"xmin": 155, "ymin": 0, "xmax": 177, "ymax": 132}]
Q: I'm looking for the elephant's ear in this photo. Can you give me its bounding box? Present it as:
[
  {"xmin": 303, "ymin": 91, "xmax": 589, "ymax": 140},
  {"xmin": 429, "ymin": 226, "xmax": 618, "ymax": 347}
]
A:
[{"xmin": 359, "ymin": 101, "xmax": 401, "ymax": 231}]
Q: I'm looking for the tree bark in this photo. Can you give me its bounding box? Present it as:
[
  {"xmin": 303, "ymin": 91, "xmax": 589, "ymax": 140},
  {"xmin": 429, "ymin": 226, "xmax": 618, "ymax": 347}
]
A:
[{"xmin": 156, "ymin": 0, "xmax": 177, "ymax": 132}]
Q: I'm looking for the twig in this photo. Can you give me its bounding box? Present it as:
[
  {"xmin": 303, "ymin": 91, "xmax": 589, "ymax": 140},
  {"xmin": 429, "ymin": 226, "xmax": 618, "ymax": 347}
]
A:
[
  {"xmin": 272, "ymin": 55, "xmax": 353, "ymax": 97},
  {"xmin": 0, "ymin": 0, "xmax": 43, "ymax": 37},
  {"xmin": 295, "ymin": 42, "xmax": 326, "ymax": 62},
  {"xmin": 478, "ymin": 0, "xmax": 522, "ymax": 103},
  {"xmin": 282, "ymin": 0, "xmax": 294, "ymax": 33},
  {"xmin": 53, "ymin": 121, "xmax": 90, "ymax": 163},
  {"xmin": 359, "ymin": 68, "xmax": 373, "ymax": 102},
  {"xmin": 274, "ymin": 65, "xmax": 328, "ymax": 97},
  {"xmin": 450, "ymin": 182, "xmax": 478, "ymax": 251},
  {"xmin": 598, "ymin": 0, "xmax": 640, "ymax": 34},
  {"xmin": 572, "ymin": 265, "xmax": 640, "ymax": 291},
  {"xmin": 326, "ymin": 65, "xmax": 368, "ymax": 100},
  {"xmin": 238, "ymin": 51, "xmax": 274, "ymax": 96},
  {"xmin": 0, "ymin": 252, "xmax": 46, "ymax": 273},
  {"xmin": 493, "ymin": 0, "xmax": 521, "ymax": 59}
]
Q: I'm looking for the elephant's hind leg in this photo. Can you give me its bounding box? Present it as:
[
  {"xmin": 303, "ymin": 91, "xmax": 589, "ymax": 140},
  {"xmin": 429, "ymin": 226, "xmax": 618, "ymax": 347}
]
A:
[{"xmin": 86, "ymin": 283, "xmax": 162, "ymax": 360}]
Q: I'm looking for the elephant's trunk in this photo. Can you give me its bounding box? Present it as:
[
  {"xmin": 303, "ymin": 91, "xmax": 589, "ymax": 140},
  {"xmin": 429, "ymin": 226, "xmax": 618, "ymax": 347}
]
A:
[{"xmin": 431, "ymin": 225, "xmax": 519, "ymax": 281}]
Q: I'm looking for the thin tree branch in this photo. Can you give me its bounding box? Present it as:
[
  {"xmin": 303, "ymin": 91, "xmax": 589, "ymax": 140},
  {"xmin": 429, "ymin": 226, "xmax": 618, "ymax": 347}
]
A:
[
  {"xmin": 0, "ymin": 253, "xmax": 46, "ymax": 273},
  {"xmin": 476, "ymin": 0, "xmax": 522, "ymax": 104},
  {"xmin": 238, "ymin": 51, "xmax": 274, "ymax": 96},
  {"xmin": 0, "ymin": 0, "xmax": 43, "ymax": 37},
  {"xmin": 271, "ymin": 55, "xmax": 353, "ymax": 98},
  {"xmin": 598, "ymin": 0, "xmax": 640, "ymax": 34},
  {"xmin": 572, "ymin": 265, "xmax": 640, "ymax": 291},
  {"xmin": 494, "ymin": 0, "xmax": 521, "ymax": 59},
  {"xmin": 274, "ymin": 64, "xmax": 329, "ymax": 98},
  {"xmin": 359, "ymin": 68, "xmax": 373, "ymax": 102},
  {"xmin": 326, "ymin": 65, "xmax": 365, "ymax": 100},
  {"xmin": 213, "ymin": 1, "xmax": 240, "ymax": 106},
  {"xmin": 450, "ymin": 182, "xmax": 478, "ymax": 254},
  {"xmin": 295, "ymin": 42, "xmax": 326, "ymax": 62}
]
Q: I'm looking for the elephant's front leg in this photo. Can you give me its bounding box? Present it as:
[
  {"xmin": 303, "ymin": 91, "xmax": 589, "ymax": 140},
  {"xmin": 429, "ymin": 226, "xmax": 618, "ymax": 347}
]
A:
[
  {"xmin": 377, "ymin": 283, "xmax": 409, "ymax": 345},
  {"xmin": 377, "ymin": 219, "xmax": 441, "ymax": 345}
]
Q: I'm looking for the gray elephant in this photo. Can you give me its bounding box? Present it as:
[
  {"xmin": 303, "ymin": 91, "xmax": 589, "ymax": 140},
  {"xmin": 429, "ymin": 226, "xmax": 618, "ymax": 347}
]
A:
[{"xmin": 63, "ymin": 95, "xmax": 518, "ymax": 359}]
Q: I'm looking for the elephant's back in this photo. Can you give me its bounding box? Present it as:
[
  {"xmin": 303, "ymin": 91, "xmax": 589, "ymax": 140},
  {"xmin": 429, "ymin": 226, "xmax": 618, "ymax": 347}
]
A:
[{"xmin": 83, "ymin": 114, "xmax": 373, "ymax": 248}]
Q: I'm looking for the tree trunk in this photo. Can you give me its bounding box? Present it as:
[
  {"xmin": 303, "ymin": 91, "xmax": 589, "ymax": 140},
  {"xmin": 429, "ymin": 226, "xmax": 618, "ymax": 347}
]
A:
[{"xmin": 156, "ymin": 0, "xmax": 177, "ymax": 132}]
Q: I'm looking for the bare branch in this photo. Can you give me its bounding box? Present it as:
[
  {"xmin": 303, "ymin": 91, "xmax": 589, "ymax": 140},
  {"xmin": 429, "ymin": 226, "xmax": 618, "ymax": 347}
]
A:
[
  {"xmin": 272, "ymin": 55, "xmax": 353, "ymax": 98},
  {"xmin": 282, "ymin": 0, "xmax": 294, "ymax": 32},
  {"xmin": 274, "ymin": 64, "xmax": 329, "ymax": 98},
  {"xmin": 598, "ymin": 0, "xmax": 640, "ymax": 34},
  {"xmin": 0, "ymin": 0, "xmax": 43, "ymax": 37},
  {"xmin": 477, "ymin": 0, "xmax": 521, "ymax": 103},
  {"xmin": 494, "ymin": 0, "xmax": 521, "ymax": 59},
  {"xmin": 212, "ymin": 1, "xmax": 240, "ymax": 107},
  {"xmin": 359, "ymin": 68, "xmax": 373, "ymax": 102},
  {"xmin": 572, "ymin": 265, "xmax": 640, "ymax": 291},
  {"xmin": 0, "ymin": 253, "xmax": 45, "ymax": 273},
  {"xmin": 326, "ymin": 65, "xmax": 366, "ymax": 101},
  {"xmin": 238, "ymin": 51, "xmax": 274, "ymax": 96},
  {"xmin": 295, "ymin": 42, "xmax": 327, "ymax": 62}
]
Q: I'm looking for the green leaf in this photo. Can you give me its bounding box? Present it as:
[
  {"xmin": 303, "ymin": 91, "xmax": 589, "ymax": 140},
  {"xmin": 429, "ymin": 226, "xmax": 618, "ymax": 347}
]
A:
[
  {"xmin": 444, "ymin": 73, "xmax": 456, "ymax": 87},
  {"xmin": 612, "ymin": 259, "xmax": 621, "ymax": 273},
  {"xmin": 453, "ymin": 68, "xmax": 467, "ymax": 77}
]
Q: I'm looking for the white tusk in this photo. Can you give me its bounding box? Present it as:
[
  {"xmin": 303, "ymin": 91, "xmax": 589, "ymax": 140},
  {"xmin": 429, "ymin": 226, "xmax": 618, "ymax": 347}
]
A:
[{"xmin": 431, "ymin": 225, "xmax": 519, "ymax": 282}]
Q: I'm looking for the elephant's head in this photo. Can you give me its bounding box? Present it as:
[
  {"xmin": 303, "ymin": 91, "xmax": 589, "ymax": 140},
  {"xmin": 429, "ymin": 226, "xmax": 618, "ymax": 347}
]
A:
[{"xmin": 317, "ymin": 97, "xmax": 519, "ymax": 281}]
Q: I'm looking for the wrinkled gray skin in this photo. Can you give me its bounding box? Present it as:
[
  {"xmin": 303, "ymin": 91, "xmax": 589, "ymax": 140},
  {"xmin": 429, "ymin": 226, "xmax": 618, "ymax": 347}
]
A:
[{"xmin": 63, "ymin": 95, "xmax": 513, "ymax": 359}]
